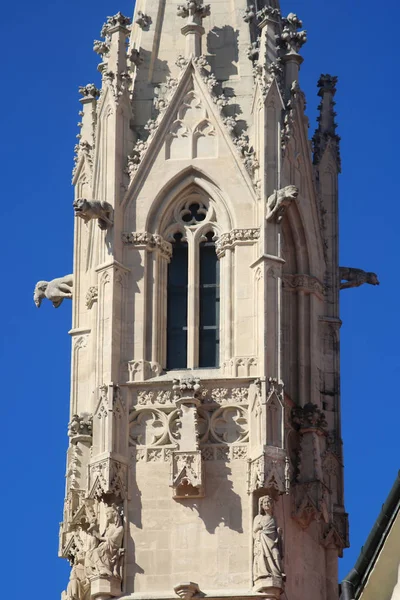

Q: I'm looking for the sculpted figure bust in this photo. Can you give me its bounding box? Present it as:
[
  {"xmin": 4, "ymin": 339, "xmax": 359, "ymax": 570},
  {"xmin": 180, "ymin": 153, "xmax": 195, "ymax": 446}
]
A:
[
  {"xmin": 253, "ymin": 495, "xmax": 284, "ymax": 592},
  {"xmin": 85, "ymin": 504, "xmax": 124, "ymax": 580},
  {"xmin": 339, "ymin": 267, "xmax": 379, "ymax": 290},
  {"xmin": 267, "ymin": 185, "xmax": 299, "ymax": 223},
  {"xmin": 34, "ymin": 274, "xmax": 73, "ymax": 308},
  {"xmin": 73, "ymin": 198, "xmax": 113, "ymax": 230}
]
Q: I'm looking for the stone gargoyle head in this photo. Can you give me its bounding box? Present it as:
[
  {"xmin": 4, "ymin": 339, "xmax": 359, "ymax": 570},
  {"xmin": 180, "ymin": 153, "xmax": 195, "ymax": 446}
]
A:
[{"xmin": 33, "ymin": 281, "xmax": 48, "ymax": 308}]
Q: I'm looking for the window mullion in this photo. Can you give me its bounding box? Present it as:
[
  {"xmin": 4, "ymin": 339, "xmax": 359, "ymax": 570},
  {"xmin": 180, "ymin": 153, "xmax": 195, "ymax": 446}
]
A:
[{"xmin": 187, "ymin": 232, "xmax": 199, "ymax": 369}]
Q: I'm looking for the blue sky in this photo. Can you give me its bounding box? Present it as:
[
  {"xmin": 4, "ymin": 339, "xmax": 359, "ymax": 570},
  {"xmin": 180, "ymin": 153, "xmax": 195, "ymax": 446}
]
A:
[{"xmin": 1, "ymin": 0, "xmax": 399, "ymax": 597}]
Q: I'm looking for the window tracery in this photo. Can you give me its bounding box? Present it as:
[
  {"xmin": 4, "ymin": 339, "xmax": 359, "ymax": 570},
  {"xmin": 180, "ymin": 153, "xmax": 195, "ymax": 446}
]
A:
[{"xmin": 163, "ymin": 192, "xmax": 220, "ymax": 370}]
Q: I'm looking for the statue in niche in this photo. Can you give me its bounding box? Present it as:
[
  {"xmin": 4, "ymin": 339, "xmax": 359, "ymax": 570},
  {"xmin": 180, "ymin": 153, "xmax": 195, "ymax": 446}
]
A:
[
  {"xmin": 85, "ymin": 504, "xmax": 124, "ymax": 579},
  {"xmin": 253, "ymin": 495, "xmax": 284, "ymax": 591},
  {"xmin": 339, "ymin": 267, "xmax": 379, "ymax": 290},
  {"xmin": 34, "ymin": 274, "xmax": 73, "ymax": 308},
  {"xmin": 73, "ymin": 198, "xmax": 113, "ymax": 230}
]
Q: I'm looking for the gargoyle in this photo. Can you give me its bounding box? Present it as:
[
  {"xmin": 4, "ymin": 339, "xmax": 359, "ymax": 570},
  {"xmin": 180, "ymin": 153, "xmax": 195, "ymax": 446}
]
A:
[
  {"xmin": 73, "ymin": 198, "xmax": 113, "ymax": 230},
  {"xmin": 267, "ymin": 185, "xmax": 299, "ymax": 223},
  {"xmin": 34, "ymin": 274, "xmax": 73, "ymax": 308},
  {"xmin": 339, "ymin": 267, "xmax": 379, "ymax": 290}
]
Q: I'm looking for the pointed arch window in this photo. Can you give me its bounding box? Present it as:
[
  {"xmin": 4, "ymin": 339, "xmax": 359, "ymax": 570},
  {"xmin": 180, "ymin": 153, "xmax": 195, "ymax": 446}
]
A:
[{"xmin": 165, "ymin": 196, "xmax": 220, "ymax": 370}]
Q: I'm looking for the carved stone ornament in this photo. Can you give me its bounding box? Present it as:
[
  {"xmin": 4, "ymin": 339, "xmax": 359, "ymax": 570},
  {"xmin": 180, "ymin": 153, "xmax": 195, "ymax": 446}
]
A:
[
  {"xmin": 135, "ymin": 11, "xmax": 151, "ymax": 29},
  {"xmin": 171, "ymin": 450, "xmax": 204, "ymax": 498},
  {"xmin": 68, "ymin": 413, "xmax": 93, "ymax": 441},
  {"xmin": 89, "ymin": 458, "xmax": 128, "ymax": 500},
  {"xmin": 243, "ymin": 5, "xmax": 255, "ymax": 23},
  {"xmin": 248, "ymin": 448, "xmax": 289, "ymax": 495},
  {"xmin": 126, "ymin": 359, "xmax": 163, "ymax": 382},
  {"xmin": 247, "ymin": 40, "xmax": 260, "ymax": 62},
  {"xmin": 85, "ymin": 286, "xmax": 98, "ymax": 309},
  {"xmin": 174, "ymin": 582, "xmax": 201, "ymax": 599},
  {"xmin": 253, "ymin": 495, "xmax": 284, "ymax": 594},
  {"xmin": 73, "ymin": 198, "xmax": 114, "ymax": 231},
  {"xmin": 78, "ymin": 84, "xmax": 100, "ymax": 98},
  {"xmin": 33, "ymin": 274, "xmax": 73, "ymax": 308},
  {"xmin": 122, "ymin": 232, "xmax": 172, "ymax": 260},
  {"xmin": 177, "ymin": 1, "xmax": 211, "ymax": 21},
  {"xmin": 215, "ymin": 228, "xmax": 260, "ymax": 257},
  {"xmin": 102, "ymin": 70, "xmax": 132, "ymax": 104},
  {"xmin": 281, "ymin": 81, "xmax": 305, "ymax": 154},
  {"xmin": 93, "ymin": 40, "xmax": 110, "ymax": 57},
  {"xmin": 278, "ymin": 13, "xmax": 307, "ymax": 56},
  {"xmin": 292, "ymin": 481, "xmax": 330, "ymax": 529},
  {"xmin": 101, "ymin": 12, "xmax": 131, "ymax": 37},
  {"xmin": 313, "ymin": 74, "xmax": 341, "ymax": 170},
  {"xmin": 233, "ymin": 133, "xmax": 259, "ymax": 177},
  {"xmin": 283, "ymin": 274, "xmax": 325, "ymax": 299},
  {"xmin": 291, "ymin": 403, "xmax": 327, "ymax": 432},
  {"xmin": 267, "ymin": 185, "xmax": 299, "ymax": 223},
  {"xmin": 257, "ymin": 6, "xmax": 281, "ymax": 23},
  {"xmin": 62, "ymin": 500, "xmax": 125, "ymax": 600},
  {"xmin": 339, "ymin": 267, "xmax": 379, "ymax": 290}
]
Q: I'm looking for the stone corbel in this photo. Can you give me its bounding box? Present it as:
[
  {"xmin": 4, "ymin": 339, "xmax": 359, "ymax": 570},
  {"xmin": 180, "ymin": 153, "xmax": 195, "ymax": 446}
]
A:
[
  {"xmin": 88, "ymin": 457, "xmax": 128, "ymax": 501},
  {"xmin": 248, "ymin": 447, "xmax": 289, "ymax": 495}
]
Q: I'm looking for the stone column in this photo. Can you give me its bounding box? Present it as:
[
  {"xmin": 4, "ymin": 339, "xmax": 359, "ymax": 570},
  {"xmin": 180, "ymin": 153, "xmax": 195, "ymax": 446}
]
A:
[
  {"xmin": 278, "ymin": 13, "xmax": 307, "ymax": 97},
  {"xmin": 177, "ymin": 1, "xmax": 211, "ymax": 58}
]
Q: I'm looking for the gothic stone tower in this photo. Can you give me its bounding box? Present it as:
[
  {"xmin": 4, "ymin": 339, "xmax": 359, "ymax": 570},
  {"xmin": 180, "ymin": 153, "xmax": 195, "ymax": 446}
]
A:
[{"xmin": 57, "ymin": 1, "xmax": 354, "ymax": 599}]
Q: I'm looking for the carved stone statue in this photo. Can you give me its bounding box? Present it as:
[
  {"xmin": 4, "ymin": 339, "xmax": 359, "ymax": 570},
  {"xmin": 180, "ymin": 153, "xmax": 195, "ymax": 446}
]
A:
[
  {"xmin": 339, "ymin": 267, "xmax": 379, "ymax": 290},
  {"xmin": 253, "ymin": 495, "xmax": 284, "ymax": 592},
  {"xmin": 267, "ymin": 185, "xmax": 299, "ymax": 223},
  {"xmin": 73, "ymin": 198, "xmax": 113, "ymax": 230},
  {"xmin": 66, "ymin": 549, "xmax": 90, "ymax": 600},
  {"xmin": 85, "ymin": 504, "xmax": 124, "ymax": 579},
  {"xmin": 34, "ymin": 274, "xmax": 73, "ymax": 308}
]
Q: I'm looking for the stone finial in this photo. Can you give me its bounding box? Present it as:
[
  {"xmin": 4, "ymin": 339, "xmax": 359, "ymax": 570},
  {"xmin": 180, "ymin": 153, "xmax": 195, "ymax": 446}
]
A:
[
  {"xmin": 101, "ymin": 12, "xmax": 131, "ymax": 37},
  {"xmin": 257, "ymin": 6, "xmax": 281, "ymax": 24},
  {"xmin": 278, "ymin": 13, "xmax": 306, "ymax": 91},
  {"xmin": 78, "ymin": 84, "xmax": 100, "ymax": 99},
  {"xmin": 177, "ymin": 0, "xmax": 210, "ymax": 20},
  {"xmin": 279, "ymin": 13, "xmax": 307, "ymax": 55},
  {"xmin": 177, "ymin": 0, "xmax": 211, "ymax": 58},
  {"xmin": 312, "ymin": 74, "xmax": 341, "ymax": 170}
]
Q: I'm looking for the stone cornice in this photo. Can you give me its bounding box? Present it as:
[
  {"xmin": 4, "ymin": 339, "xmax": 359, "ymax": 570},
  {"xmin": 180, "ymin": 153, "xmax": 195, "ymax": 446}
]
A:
[
  {"xmin": 122, "ymin": 232, "xmax": 172, "ymax": 260},
  {"xmin": 215, "ymin": 228, "xmax": 260, "ymax": 257}
]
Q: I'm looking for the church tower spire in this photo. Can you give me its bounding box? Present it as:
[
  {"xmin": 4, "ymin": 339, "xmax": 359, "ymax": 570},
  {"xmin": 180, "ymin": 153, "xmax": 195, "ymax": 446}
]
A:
[{"xmin": 41, "ymin": 1, "xmax": 382, "ymax": 599}]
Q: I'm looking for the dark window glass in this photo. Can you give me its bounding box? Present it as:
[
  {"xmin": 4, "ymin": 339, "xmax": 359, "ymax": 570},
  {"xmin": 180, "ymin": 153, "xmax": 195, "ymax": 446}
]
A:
[
  {"xmin": 167, "ymin": 234, "xmax": 188, "ymax": 369},
  {"xmin": 199, "ymin": 232, "xmax": 220, "ymax": 367}
]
